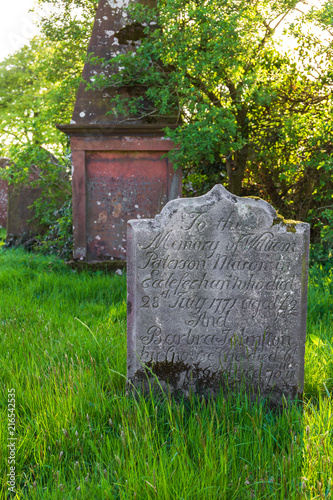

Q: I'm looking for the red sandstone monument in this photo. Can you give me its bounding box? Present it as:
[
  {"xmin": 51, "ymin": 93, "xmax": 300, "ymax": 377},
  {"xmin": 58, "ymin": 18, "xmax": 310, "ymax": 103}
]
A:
[{"xmin": 58, "ymin": 0, "xmax": 182, "ymax": 263}]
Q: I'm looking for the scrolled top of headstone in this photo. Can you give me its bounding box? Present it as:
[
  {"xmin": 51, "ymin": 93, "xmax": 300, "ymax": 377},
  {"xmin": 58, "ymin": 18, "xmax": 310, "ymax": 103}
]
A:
[
  {"xmin": 134, "ymin": 184, "xmax": 277, "ymax": 228},
  {"xmin": 127, "ymin": 185, "xmax": 310, "ymax": 405}
]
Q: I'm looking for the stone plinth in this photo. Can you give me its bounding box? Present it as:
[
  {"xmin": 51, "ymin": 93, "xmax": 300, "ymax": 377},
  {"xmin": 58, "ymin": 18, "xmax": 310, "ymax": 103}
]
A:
[
  {"xmin": 59, "ymin": 128, "xmax": 181, "ymax": 262},
  {"xmin": 127, "ymin": 185, "xmax": 310, "ymax": 405}
]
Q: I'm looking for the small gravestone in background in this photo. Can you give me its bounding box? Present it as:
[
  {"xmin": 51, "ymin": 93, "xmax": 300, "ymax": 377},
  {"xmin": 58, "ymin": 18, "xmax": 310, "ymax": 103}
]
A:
[
  {"xmin": 127, "ymin": 185, "xmax": 310, "ymax": 404},
  {"xmin": 6, "ymin": 174, "xmax": 44, "ymax": 239},
  {"xmin": 6, "ymin": 152, "xmax": 67, "ymax": 243}
]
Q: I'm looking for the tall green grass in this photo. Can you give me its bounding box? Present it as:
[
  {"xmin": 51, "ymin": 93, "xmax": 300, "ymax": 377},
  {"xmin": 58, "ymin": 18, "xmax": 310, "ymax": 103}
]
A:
[
  {"xmin": 305, "ymin": 264, "xmax": 333, "ymax": 397},
  {"xmin": 0, "ymin": 228, "xmax": 6, "ymax": 248},
  {"xmin": 0, "ymin": 248, "xmax": 332, "ymax": 499}
]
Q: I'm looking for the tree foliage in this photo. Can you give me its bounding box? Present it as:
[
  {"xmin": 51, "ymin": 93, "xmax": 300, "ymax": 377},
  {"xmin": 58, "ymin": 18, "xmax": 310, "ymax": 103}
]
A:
[
  {"xmin": 0, "ymin": 1, "xmax": 97, "ymax": 255},
  {"xmin": 0, "ymin": 0, "xmax": 99, "ymax": 157},
  {"xmin": 1, "ymin": 0, "xmax": 332, "ymax": 264},
  {"xmin": 34, "ymin": 0, "xmax": 97, "ymax": 47},
  {"xmin": 93, "ymin": 0, "xmax": 333, "ymax": 264},
  {"xmin": 0, "ymin": 40, "xmax": 66, "ymax": 157}
]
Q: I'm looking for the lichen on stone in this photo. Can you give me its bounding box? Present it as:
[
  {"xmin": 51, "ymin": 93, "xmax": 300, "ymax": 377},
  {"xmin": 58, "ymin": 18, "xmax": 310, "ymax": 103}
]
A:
[{"xmin": 271, "ymin": 213, "xmax": 301, "ymax": 233}]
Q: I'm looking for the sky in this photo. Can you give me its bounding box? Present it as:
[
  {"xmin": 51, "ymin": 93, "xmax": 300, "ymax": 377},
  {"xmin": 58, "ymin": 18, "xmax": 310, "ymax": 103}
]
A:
[
  {"xmin": 0, "ymin": 0, "xmax": 327, "ymax": 63},
  {"xmin": 0, "ymin": 0, "xmax": 39, "ymax": 62}
]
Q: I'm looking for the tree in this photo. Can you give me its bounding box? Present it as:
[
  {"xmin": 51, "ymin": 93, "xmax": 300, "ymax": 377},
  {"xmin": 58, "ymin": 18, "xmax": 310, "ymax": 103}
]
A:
[
  {"xmin": 0, "ymin": 40, "xmax": 63, "ymax": 159},
  {"xmin": 33, "ymin": 0, "xmax": 97, "ymax": 53},
  {"xmin": 0, "ymin": 35, "xmax": 79, "ymax": 255},
  {"xmin": 0, "ymin": 1, "xmax": 98, "ymax": 256},
  {"xmin": 0, "ymin": 0, "xmax": 99, "ymax": 179},
  {"xmin": 0, "ymin": 0, "xmax": 99, "ymax": 161},
  {"xmin": 90, "ymin": 0, "xmax": 333, "ymax": 262}
]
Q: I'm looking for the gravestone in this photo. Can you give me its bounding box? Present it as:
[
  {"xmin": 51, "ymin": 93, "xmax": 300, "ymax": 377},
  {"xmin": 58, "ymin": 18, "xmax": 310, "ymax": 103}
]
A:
[
  {"xmin": 6, "ymin": 152, "xmax": 66, "ymax": 241},
  {"xmin": 127, "ymin": 185, "xmax": 310, "ymax": 404},
  {"xmin": 6, "ymin": 181, "xmax": 44, "ymax": 238}
]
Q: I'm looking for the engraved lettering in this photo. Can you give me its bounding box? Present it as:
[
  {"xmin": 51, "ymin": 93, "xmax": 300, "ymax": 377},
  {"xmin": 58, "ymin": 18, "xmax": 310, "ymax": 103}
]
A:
[
  {"xmin": 181, "ymin": 211, "xmax": 207, "ymax": 232},
  {"xmin": 128, "ymin": 185, "xmax": 309, "ymax": 404},
  {"xmin": 226, "ymin": 232, "xmax": 296, "ymax": 253}
]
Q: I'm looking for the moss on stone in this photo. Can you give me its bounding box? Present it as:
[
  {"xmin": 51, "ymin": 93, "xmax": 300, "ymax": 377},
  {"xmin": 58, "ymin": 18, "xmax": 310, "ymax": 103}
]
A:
[
  {"xmin": 134, "ymin": 359, "xmax": 228, "ymax": 395},
  {"xmin": 243, "ymin": 197, "xmax": 302, "ymax": 232},
  {"xmin": 66, "ymin": 260, "xmax": 126, "ymax": 273},
  {"xmin": 243, "ymin": 196, "xmax": 262, "ymax": 201},
  {"xmin": 271, "ymin": 213, "xmax": 301, "ymax": 233},
  {"xmin": 135, "ymin": 359, "xmax": 191, "ymax": 387}
]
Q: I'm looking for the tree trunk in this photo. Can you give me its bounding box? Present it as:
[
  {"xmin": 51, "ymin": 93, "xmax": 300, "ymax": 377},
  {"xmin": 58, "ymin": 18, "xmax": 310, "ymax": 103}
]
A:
[
  {"xmin": 225, "ymin": 99, "xmax": 249, "ymax": 196},
  {"xmin": 226, "ymin": 145, "xmax": 248, "ymax": 196}
]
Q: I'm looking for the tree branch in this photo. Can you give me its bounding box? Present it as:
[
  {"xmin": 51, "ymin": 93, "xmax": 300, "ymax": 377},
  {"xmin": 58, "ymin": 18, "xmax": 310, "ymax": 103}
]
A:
[{"xmin": 184, "ymin": 72, "xmax": 223, "ymax": 108}]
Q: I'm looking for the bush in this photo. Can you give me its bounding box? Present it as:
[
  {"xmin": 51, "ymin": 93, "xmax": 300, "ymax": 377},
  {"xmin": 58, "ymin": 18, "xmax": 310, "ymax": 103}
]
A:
[
  {"xmin": 0, "ymin": 144, "xmax": 73, "ymax": 260},
  {"xmin": 33, "ymin": 200, "xmax": 73, "ymax": 260}
]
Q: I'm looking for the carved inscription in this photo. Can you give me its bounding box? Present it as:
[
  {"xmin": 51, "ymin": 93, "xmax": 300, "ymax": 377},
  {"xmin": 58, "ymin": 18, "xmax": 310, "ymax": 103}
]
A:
[{"xmin": 127, "ymin": 185, "xmax": 310, "ymax": 403}]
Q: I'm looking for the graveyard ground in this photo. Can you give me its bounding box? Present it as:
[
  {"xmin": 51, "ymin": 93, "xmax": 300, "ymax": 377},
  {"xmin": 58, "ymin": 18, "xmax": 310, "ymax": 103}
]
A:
[{"xmin": 0, "ymin": 248, "xmax": 332, "ymax": 499}]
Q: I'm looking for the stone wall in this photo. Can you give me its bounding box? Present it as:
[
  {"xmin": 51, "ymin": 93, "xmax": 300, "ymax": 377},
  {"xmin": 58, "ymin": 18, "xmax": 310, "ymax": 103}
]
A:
[{"xmin": 0, "ymin": 158, "xmax": 9, "ymax": 228}]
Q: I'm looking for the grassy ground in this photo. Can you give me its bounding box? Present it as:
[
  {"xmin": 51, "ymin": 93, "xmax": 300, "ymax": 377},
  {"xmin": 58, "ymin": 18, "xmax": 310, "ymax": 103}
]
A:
[{"xmin": 0, "ymin": 247, "xmax": 332, "ymax": 499}]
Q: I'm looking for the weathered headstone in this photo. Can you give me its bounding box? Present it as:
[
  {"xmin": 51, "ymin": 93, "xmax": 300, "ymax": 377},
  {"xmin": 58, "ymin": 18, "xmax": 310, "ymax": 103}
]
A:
[
  {"xmin": 6, "ymin": 152, "xmax": 67, "ymax": 241},
  {"xmin": 127, "ymin": 185, "xmax": 310, "ymax": 404},
  {"xmin": 6, "ymin": 170, "xmax": 44, "ymax": 239}
]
